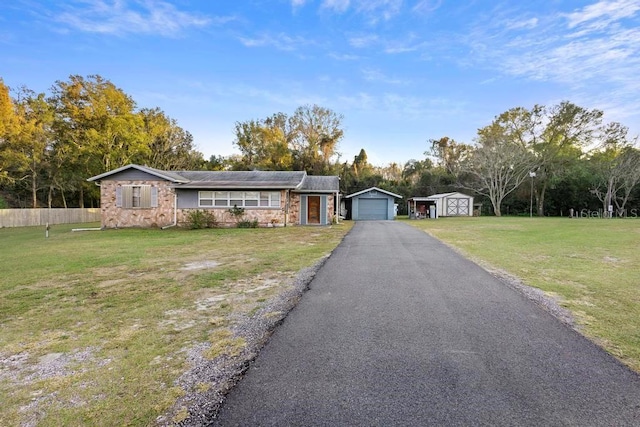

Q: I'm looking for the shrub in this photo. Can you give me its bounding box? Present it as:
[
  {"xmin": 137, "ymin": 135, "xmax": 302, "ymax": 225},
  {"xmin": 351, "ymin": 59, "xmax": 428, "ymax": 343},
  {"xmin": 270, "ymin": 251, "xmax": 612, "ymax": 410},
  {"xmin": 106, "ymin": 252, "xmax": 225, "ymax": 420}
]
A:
[
  {"xmin": 237, "ymin": 219, "xmax": 259, "ymax": 228},
  {"xmin": 0, "ymin": 196, "xmax": 8, "ymax": 209},
  {"xmin": 185, "ymin": 210, "xmax": 218, "ymax": 229},
  {"xmin": 228, "ymin": 205, "xmax": 259, "ymax": 228}
]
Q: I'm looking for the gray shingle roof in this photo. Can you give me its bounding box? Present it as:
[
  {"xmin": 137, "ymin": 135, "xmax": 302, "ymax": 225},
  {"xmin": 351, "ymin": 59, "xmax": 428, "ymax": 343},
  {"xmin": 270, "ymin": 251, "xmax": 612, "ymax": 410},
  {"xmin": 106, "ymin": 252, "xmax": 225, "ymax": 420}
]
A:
[
  {"xmin": 88, "ymin": 164, "xmax": 340, "ymax": 192},
  {"xmin": 295, "ymin": 175, "xmax": 339, "ymax": 193},
  {"xmin": 173, "ymin": 171, "xmax": 307, "ymax": 189}
]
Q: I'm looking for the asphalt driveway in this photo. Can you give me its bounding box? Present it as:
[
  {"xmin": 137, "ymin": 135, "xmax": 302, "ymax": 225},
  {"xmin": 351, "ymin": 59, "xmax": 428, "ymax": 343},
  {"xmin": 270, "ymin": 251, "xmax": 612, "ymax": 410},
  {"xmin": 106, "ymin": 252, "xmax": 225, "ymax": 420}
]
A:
[{"xmin": 211, "ymin": 221, "xmax": 640, "ymax": 426}]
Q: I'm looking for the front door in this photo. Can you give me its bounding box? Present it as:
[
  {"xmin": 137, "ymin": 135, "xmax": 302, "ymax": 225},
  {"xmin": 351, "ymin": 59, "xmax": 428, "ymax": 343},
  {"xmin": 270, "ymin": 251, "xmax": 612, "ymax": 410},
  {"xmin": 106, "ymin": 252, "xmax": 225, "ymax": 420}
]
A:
[{"xmin": 307, "ymin": 196, "xmax": 321, "ymax": 224}]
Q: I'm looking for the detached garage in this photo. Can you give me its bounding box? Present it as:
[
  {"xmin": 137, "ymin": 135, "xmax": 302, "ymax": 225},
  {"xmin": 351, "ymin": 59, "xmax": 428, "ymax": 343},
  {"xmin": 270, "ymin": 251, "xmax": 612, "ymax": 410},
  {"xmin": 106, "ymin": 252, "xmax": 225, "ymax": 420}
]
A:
[{"xmin": 345, "ymin": 187, "xmax": 402, "ymax": 220}]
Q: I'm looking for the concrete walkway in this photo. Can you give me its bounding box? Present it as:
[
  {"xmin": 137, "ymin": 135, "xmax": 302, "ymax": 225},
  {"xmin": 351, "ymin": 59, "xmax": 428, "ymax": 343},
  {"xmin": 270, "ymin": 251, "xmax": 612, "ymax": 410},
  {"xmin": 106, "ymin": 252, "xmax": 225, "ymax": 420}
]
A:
[{"xmin": 211, "ymin": 221, "xmax": 640, "ymax": 426}]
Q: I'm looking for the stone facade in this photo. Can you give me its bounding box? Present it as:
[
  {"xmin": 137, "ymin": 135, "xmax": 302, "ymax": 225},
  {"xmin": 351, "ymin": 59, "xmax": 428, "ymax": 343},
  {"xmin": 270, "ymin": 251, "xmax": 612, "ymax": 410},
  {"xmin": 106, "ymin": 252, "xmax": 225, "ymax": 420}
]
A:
[
  {"xmin": 100, "ymin": 180, "xmax": 176, "ymax": 228},
  {"xmin": 100, "ymin": 183, "xmax": 335, "ymax": 228}
]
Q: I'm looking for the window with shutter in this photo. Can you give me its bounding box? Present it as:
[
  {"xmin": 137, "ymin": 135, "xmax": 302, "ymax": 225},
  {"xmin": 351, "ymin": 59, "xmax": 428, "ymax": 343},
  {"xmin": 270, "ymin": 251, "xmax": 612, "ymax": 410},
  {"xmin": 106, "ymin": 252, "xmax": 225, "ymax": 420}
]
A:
[
  {"xmin": 120, "ymin": 185, "xmax": 153, "ymax": 208},
  {"xmin": 116, "ymin": 187, "xmax": 123, "ymax": 207}
]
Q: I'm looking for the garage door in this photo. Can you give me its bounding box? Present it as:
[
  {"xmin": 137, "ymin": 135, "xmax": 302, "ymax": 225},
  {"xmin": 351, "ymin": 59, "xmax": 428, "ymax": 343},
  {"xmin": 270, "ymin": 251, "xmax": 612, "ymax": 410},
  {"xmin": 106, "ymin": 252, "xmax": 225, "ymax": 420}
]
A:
[{"xmin": 358, "ymin": 198, "xmax": 388, "ymax": 220}]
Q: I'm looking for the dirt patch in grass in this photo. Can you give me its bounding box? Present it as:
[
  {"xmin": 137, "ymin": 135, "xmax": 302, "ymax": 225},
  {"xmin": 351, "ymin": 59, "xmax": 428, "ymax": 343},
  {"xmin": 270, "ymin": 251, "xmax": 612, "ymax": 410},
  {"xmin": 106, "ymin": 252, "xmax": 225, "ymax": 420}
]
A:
[{"xmin": 158, "ymin": 260, "xmax": 327, "ymax": 426}]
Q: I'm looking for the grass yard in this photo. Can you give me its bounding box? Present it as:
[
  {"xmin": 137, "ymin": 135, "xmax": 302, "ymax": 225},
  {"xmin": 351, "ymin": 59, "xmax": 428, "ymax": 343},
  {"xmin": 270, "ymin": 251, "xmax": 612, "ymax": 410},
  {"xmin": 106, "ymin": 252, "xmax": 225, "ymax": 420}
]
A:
[
  {"xmin": 406, "ymin": 216, "xmax": 640, "ymax": 372},
  {"xmin": 0, "ymin": 221, "xmax": 352, "ymax": 426}
]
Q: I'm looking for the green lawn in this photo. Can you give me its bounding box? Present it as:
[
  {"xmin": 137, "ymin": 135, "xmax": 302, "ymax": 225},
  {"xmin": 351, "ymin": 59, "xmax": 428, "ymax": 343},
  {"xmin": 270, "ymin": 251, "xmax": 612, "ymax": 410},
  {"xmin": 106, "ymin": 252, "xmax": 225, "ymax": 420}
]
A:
[
  {"xmin": 0, "ymin": 222, "xmax": 352, "ymax": 426},
  {"xmin": 405, "ymin": 216, "xmax": 640, "ymax": 371}
]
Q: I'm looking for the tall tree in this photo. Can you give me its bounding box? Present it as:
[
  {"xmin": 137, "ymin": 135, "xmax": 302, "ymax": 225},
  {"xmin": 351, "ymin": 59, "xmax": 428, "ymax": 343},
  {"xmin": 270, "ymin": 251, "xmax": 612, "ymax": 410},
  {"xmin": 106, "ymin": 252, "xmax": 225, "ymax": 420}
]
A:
[
  {"xmin": 3, "ymin": 88, "xmax": 54, "ymax": 207},
  {"xmin": 429, "ymin": 136, "xmax": 470, "ymax": 174},
  {"xmin": 462, "ymin": 122, "xmax": 538, "ymax": 216},
  {"xmin": 589, "ymin": 124, "xmax": 640, "ymax": 215},
  {"xmin": 0, "ymin": 79, "xmax": 19, "ymax": 183},
  {"xmin": 50, "ymin": 75, "xmax": 148, "ymax": 206},
  {"xmin": 140, "ymin": 107, "xmax": 202, "ymax": 170},
  {"xmin": 290, "ymin": 104, "xmax": 344, "ymax": 174},
  {"xmin": 486, "ymin": 102, "xmax": 602, "ymax": 215}
]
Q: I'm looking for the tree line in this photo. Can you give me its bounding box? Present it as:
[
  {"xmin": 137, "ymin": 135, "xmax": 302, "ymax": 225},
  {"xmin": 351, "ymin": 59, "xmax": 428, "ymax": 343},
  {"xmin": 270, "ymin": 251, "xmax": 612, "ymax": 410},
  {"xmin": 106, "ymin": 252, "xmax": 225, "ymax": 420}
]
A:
[{"xmin": 1, "ymin": 75, "xmax": 639, "ymax": 216}]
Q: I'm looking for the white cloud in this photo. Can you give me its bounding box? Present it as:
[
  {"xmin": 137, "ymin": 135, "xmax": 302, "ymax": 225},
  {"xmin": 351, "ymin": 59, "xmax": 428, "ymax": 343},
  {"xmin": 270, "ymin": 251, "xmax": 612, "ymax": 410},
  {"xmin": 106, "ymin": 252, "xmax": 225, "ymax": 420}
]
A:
[
  {"xmin": 355, "ymin": 0, "xmax": 403, "ymax": 23},
  {"xmin": 505, "ymin": 17, "xmax": 538, "ymax": 30},
  {"xmin": 349, "ymin": 34, "xmax": 379, "ymax": 48},
  {"xmin": 55, "ymin": 0, "xmax": 215, "ymax": 36},
  {"xmin": 239, "ymin": 32, "xmax": 317, "ymax": 51},
  {"xmin": 461, "ymin": 0, "xmax": 640, "ymax": 133},
  {"xmin": 361, "ymin": 68, "xmax": 409, "ymax": 85},
  {"xmin": 328, "ymin": 52, "xmax": 361, "ymax": 60},
  {"xmin": 412, "ymin": 0, "xmax": 442, "ymax": 14},
  {"xmin": 564, "ymin": 0, "xmax": 640, "ymax": 29},
  {"xmin": 321, "ymin": 0, "xmax": 351, "ymax": 13},
  {"xmin": 322, "ymin": 0, "xmax": 403, "ymax": 22}
]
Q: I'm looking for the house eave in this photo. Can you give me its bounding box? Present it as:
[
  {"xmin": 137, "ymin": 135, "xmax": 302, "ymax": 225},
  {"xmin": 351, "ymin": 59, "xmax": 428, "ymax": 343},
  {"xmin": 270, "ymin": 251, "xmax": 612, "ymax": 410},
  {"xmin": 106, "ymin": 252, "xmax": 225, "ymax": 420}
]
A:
[{"xmin": 87, "ymin": 164, "xmax": 190, "ymax": 183}]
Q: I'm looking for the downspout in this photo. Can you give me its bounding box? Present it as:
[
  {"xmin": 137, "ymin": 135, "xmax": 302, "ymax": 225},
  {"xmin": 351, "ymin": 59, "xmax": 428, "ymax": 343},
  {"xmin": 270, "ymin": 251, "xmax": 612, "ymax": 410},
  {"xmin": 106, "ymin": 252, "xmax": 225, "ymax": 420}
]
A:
[
  {"xmin": 335, "ymin": 191, "xmax": 340, "ymax": 224},
  {"xmin": 161, "ymin": 188, "xmax": 178, "ymax": 229},
  {"xmin": 93, "ymin": 181, "xmax": 104, "ymax": 229}
]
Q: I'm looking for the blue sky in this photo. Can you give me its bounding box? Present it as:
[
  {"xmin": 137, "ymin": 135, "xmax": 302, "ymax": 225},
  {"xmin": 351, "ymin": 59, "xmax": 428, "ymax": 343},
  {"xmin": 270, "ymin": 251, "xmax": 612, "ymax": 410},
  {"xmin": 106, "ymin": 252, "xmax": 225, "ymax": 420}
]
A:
[{"xmin": 1, "ymin": 0, "xmax": 639, "ymax": 166}]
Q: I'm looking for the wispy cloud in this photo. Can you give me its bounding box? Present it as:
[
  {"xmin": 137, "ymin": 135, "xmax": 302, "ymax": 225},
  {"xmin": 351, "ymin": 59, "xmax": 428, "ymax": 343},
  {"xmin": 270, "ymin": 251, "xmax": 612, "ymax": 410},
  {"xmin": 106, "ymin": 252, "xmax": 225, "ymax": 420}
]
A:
[
  {"xmin": 412, "ymin": 0, "xmax": 442, "ymax": 14},
  {"xmin": 320, "ymin": 0, "xmax": 402, "ymax": 22},
  {"xmin": 505, "ymin": 17, "xmax": 538, "ymax": 30},
  {"xmin": 362, "ymin": 68, "xmax": 409, "ymax": 85},
  {"xmin": 328, "ymin": 52, "xmax": 361, "ymax": 60},
  {"xmin": 348, "ymin": 34, "xmax": 379, "ymax": 48},
  {"xmin": 564, "ymin": 0, "xmax": 640, "ymax": 29},
  {"xmin": 321, "ymin": 0, "xmax": 350, "ymax": 14},
  {"xmin": 239, "ymin": 32, "xmax": 317, "ymax": 51},
  {"xmin": 462, "ymin": 1, "xmax": 640, "ymax": 124},
  {"xmin": 54, "ymin": 0, "xmax": 216, "ymax": 37}
]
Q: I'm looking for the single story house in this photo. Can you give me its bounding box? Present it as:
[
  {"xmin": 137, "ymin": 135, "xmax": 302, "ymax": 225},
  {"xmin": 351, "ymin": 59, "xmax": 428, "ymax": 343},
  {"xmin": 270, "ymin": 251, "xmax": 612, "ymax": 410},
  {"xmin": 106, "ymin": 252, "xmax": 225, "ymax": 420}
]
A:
[
  {"xmin": 407, "ymin": 192, "xmax": 474, "ymax": 218},
  {"xmin": 87, "ymin": 164, "xmax": 339, "ymax": 228},
  {"xmin": 344, "ymin": 187, "xmax": 402, "ymax": 220}
]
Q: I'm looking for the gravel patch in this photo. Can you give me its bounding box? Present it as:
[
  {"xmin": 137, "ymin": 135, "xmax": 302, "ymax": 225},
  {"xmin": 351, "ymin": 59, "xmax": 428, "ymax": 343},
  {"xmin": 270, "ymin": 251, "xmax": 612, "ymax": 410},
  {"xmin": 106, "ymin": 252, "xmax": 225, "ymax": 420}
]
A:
[
  {"xmin": 158, "ymin": 256, "xmax": 329, "ymax": 426},
  {"xmin": 484, "ymin": 265, "xmax": 576, "ymax": 328}
]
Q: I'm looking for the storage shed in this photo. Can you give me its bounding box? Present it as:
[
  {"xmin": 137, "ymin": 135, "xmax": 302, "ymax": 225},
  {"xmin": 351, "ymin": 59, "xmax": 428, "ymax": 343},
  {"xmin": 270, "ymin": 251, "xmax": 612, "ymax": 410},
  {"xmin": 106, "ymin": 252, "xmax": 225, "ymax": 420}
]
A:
[
  {"xmin": 407, "ymin": 192, "xmax": 474, "ymax": 218},
  {"xmin": 345, "ymin": 187, "xmax": 402, "ymax": 220}
]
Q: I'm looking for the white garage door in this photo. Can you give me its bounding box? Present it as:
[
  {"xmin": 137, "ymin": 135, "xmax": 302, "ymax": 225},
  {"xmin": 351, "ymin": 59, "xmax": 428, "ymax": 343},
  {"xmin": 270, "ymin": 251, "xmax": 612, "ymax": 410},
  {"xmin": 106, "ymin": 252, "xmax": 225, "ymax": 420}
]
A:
[{"xmin": 358, "ymin": 198, "xmax": 388, "ymax": 220}]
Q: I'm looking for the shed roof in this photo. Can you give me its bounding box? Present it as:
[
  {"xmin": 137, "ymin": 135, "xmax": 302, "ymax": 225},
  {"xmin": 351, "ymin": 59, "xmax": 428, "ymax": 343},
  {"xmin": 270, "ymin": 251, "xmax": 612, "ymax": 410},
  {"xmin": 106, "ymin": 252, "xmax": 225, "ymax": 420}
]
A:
[
  {"xmin": 345, "ymin": 186, "xmax": 403, "ymax": 199},
  {"xmin": 408, "ymin": 192, "xmax": 473, "ymax": 201}
]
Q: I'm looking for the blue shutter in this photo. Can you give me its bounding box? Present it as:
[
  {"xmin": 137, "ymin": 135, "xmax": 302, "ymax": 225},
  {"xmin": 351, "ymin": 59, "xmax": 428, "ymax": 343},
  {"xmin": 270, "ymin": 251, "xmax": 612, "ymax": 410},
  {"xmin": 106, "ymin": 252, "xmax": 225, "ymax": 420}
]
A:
[
  {"xmin": 321, "ymin": 196, "xmax": 327, "ymax": 225},
  {"xmin": 300, "ymin": 195, "xmax": 307, "ymax": 225},
  {"xmin": 115, "ymin": 186, "xmax": 122, "ymax": 207},
  {"xmin": 151, "ymin": 186, "xmax": 158, "ymax": 208}
]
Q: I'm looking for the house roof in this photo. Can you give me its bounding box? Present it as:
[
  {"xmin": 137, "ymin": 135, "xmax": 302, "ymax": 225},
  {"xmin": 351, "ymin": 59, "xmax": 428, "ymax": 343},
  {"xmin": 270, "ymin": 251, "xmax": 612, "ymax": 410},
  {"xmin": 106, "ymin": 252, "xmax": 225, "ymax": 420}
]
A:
[
  {"xmin": 87, "ymin": 164, "xmax": 190, "ymax": 183},
  {"xmin": 173, "ymin": 170, "xmax": 307, "ymax": 189},
  {"xmin": 295, "ymin": 175, "xmax": 339, "ymax": 193},
  {"xmin": 345, "ymin": 186, "xmax": 403, "ymax": 199},
  {"xmin": 408, "ymin": 192, "xmax": 472, "ymax": 201},
  {"xmin": 88, "ymin": 164, "xmax": 338, "ymax": 192}
]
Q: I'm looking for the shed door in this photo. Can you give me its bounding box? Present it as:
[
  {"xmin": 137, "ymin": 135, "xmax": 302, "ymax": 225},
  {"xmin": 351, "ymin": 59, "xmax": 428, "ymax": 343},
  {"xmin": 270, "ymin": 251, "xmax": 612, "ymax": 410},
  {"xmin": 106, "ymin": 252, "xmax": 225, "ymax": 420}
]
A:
[
  {"xmin": 358, "ymin": 198, "xmax": 388, "ymax": 220},
  {"xmin": 446, "ymin": 198, "xmax": 470, "ymax": 216}
]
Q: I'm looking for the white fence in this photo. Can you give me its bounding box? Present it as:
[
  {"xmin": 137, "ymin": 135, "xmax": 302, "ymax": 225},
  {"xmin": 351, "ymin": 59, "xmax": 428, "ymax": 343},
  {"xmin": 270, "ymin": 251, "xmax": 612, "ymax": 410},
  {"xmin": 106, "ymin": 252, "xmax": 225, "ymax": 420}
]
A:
[{"xmin": 0, "ymin": 208, "xmax": 101, "ymax": 228}]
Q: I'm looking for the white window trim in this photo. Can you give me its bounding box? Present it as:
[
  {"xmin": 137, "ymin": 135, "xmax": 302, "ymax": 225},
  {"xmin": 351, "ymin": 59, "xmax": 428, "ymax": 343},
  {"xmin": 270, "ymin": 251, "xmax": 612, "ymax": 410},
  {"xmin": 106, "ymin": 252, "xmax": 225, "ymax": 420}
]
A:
[{"xmin": 198, "ymin": 191, "xmax": 281, "ymax": 208}]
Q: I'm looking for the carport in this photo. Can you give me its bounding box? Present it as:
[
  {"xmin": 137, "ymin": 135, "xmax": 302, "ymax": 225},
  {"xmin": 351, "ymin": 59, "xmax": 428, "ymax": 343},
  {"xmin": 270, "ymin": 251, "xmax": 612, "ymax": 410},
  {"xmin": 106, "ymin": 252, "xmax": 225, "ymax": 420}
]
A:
[{"xmin": 345, "ymin": 187, "xmax": 402, "ymax": 220}]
